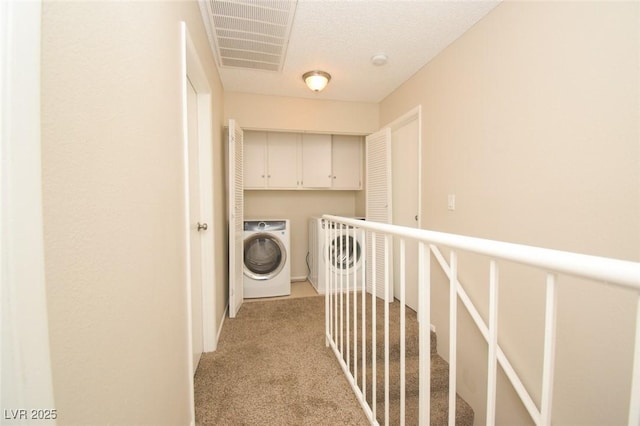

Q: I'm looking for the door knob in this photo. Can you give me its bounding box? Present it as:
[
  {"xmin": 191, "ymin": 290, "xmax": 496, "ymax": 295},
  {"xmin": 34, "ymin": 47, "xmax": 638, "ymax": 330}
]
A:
[{"xmin": 197, "ymin": 222, "xmax": 208, "ymax": 231}]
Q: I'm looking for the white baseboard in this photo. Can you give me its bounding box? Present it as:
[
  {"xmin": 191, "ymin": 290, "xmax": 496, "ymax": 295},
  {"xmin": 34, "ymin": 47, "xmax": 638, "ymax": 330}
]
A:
[
  {"xmin": 211, "ymin": 304, "xmax": 228, "ymax": 352},
  {"xmin": 291, "ymin": 276, "xmax": 308, "ymax": 282}
]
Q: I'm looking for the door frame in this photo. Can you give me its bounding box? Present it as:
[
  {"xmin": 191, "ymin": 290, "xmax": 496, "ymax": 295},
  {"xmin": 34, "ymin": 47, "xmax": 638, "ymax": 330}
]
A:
[
  {"xmin": 384, "ymin": 106, "xmax": 422, "ymax": 308},
  {"xmin": 384, "ymin": 105, "xmax": 423, "ymax": 229},
  {"xmin": 180, "ymin": 21, "xmax": 215, "ymax": 423},
  {"xmin": 1, "ymin": 0, "xmax": 56, "ymax": 411}
]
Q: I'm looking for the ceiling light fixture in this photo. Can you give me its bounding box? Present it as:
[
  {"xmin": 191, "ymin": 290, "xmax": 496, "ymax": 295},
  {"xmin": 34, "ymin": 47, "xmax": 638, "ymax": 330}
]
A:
[{"xmin": 302, "ymin": 70, "xmax": 331, "ymax": 92}]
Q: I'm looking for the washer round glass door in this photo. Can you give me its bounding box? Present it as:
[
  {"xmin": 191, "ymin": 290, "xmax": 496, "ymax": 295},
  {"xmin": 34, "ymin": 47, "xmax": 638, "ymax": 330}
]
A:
[
  {"xmin": 243, "ymin": 233, "xmax": 287, "ymax": 280},
  {"xmin": 328, "ymin": 235, "xmax": 362, "ymax": 272}
]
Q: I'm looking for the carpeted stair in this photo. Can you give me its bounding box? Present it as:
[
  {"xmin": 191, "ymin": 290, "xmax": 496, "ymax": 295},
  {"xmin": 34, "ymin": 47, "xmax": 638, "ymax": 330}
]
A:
[{"xmin": 332, "ymin": 294, "xmax": 474, "ymax": 425}]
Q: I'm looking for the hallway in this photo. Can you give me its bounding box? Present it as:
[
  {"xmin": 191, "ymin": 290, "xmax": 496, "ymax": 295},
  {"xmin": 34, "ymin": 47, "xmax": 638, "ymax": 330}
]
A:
[{"xmin": 194, "ymin": 296, "xmax": 368, "ymax": 425}]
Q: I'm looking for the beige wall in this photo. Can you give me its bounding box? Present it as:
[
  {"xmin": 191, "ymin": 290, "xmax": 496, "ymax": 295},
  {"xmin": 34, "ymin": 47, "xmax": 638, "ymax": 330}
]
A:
[
  {"xmin": 41, "ymin": 1, "xmax": 225, "ymax": 424},
  {"xmin": 225, "ymin": 92, "xmax": 379, "ymax": 134},
  {"xmin": 381, "ymin": 2, "xmax": 639, "ymax": 425}
]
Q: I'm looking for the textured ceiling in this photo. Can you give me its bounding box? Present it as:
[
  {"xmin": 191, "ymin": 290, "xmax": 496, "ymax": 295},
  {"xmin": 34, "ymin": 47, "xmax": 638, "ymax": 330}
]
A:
[{"xmin": 200, "ymin": 0, "xmax": 501, "ymax": 103}]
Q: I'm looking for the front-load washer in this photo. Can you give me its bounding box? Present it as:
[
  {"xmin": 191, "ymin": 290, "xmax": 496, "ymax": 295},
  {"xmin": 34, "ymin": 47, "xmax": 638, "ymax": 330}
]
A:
[
  {"xmin": 309, "ymin": 217, "xmax": 364, "ymax": 294},
  {"xmin": 243, "ymin": 220, "xmax": 291, "ymax": 298}
]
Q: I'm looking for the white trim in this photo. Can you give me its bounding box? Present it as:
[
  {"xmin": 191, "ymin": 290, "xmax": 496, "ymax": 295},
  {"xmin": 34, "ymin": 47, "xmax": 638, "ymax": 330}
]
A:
[
  {"xmin": 1, "ymin": 0, "xmax": 56, "ymax": 416},
  {"xmin": 179, "ymin": 22, "xmax": 195, "ymax": 425},
  {"xmin": 216, "ymin": 304, "xmax": 229, "ymax": 344}
]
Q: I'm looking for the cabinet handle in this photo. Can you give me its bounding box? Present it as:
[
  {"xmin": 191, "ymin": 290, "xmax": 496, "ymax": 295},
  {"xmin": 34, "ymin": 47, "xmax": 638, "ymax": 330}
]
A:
[
  {"xmin": 328, "ymin": 174, "xmax": 332, "ymax": 178},
  {"xmin": 333, "ymin": 175, "xmax": 336, "ymax": 179}
]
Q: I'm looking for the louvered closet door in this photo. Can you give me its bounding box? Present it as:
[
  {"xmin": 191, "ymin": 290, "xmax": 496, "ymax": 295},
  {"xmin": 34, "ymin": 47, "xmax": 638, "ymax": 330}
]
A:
[
  {"xmin": 228, "ymin": 119, "xmax": 244, "ymax": 318},
  {"xmin": 366, "ymin": 127, "xmax": 393, "ymax": 302}
]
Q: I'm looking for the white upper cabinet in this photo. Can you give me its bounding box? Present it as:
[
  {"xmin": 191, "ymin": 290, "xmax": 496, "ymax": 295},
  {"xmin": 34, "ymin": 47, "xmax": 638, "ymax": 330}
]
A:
[
  {"xmin": 267, "ymin": 132, "xmax": 299, "ymax": 189},
  {"xmin": 301, "ymin": 134, "xmax": 332, "ymax": 188},
  {"xmin": 243, "ymin": 130, "xmax": 362, "ymax": 191},
  {"xmin": 244, "ymin": 131, "xmax": 268, "ymax": 189},
  {"xmin": 244, "ymin": 131, "xmax": 299, "ymax": 189},
  {"xmin": 331, "ymin": 135, "xmax": 362, "ymax": 190}
]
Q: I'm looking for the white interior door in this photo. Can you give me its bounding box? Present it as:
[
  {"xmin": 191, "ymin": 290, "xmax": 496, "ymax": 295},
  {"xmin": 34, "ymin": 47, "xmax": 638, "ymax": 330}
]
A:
[
  {"xmin": 186, "ymin": 77, "xmax": 203, "ymax": 374},
  {"xmin": 391, "ymin": 117, "xmax": 420, "ymax": 312},
  {"xmin": 365, "ymin": 127, "xmax": 393, "ymax": 302},
  {"xmin": 228, "ymin": 119, "xmax": 244, "ymax": 318},
  {"xmin": 181, "ymin": 21, "xmax": 215, "ymax": 423}
]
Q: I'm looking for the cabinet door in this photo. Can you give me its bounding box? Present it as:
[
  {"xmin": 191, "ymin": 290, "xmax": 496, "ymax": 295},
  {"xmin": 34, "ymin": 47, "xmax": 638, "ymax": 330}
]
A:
[
  {"xmin": 243, "ymin": 131, "xmax": 267, "ymax": 189},
  {"xmin": 332, "ymin": 135, "xmax": 362, "ymax": 189},
  {"xmin": 301, "ymin": 134, "xmax": 332, "ymax": 188},
  {"xmin": 267, "ymin": 132, "xmax": 299, "ymax": 189}
]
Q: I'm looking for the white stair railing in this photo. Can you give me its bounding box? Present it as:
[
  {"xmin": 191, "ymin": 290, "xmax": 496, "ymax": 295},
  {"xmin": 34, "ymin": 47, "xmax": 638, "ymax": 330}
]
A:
[{"xmin": 322, "ymin": 214, "xmax": 640, "ymax": 426}]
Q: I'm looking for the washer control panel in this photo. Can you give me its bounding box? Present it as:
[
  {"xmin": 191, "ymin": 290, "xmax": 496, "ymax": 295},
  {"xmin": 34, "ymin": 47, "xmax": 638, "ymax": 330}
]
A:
[{"xmin": 244, "ymin": 220, "xmax": 287, "ymax": 232}]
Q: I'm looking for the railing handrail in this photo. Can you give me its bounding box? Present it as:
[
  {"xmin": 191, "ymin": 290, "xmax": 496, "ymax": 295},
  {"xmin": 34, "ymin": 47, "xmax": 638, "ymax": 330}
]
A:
[
  {"xmin": 322, "ymin": 214, "xmax": 640, "ymax": 291},
  {"xmin": 323, "ymin": 214, "xmax": 640, "ymax": 425}
]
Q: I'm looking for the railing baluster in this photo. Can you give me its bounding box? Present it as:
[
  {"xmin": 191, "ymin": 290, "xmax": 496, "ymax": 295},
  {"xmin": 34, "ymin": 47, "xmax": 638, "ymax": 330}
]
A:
[
  {"xmin": 486, "ymin": 260, "xmax": 499, "ymax": 425},
  {"xmin": 540, "ymin": 273, "xmax": 558, "ymax": 426},
  {"xmin": 385, "ymin": 234, "xmax": 391, "ymax": 425},
  {"xmin": 353, "ymin": 225, "xmax": 358, "ymax": 385},
  {"xmin": 344, "ymin": 224, "xmax": 350, "ymax": 370},
  {"xmin": 372, "ymin": 231, "xmax": 377, "ymax": 420},
  {"xmin": 340, "ymin": 224, "xmax": 344, "ymax": 357},
  {"xmin": 418, "ymin": 241, "xmax": 431, "ymax": 425},
  {"xmin": 333, "ymin": 222, "xmax": 338, "ymax": 349},
  {"xmin": 336, "ymin": 223, "xmax": 342, "ymax": 356},
  {"xmin": 449, "ymin": 250, "xmax": 458, "ymax": 426},
  {"xmin": 325, "ymin": 220, "xmax": 330, "ymax": 347},
  {"xmin": 629, "ymin": 293, "xmax": 640, "ymax": 426},
  {"xmin": 400, "ymin": 239, "xmax": 406, "ymax": 426},
  {"xmin": 361, "ymin": 227, "xmax": 367, "ymax": 402},
  {"xmin": 336, "ymin": 222, "xmax": 342, "ymax": 356},
  {"xmin": 328, "ymin": 221, "xmax": 331, "ymax": 338}
]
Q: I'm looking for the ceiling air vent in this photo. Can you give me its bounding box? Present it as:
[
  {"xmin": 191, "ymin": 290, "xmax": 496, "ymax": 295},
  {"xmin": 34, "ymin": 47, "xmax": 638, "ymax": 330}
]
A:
[{"xmin": 202, "ymin": 0, "xmax": 298, "ymax": 72}]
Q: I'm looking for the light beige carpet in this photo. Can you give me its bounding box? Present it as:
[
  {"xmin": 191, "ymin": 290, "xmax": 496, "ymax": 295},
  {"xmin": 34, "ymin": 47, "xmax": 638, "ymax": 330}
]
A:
[{"xmin": 194, "ymin": 296, "xmax": 369, "ymax": 425}]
